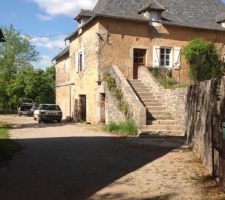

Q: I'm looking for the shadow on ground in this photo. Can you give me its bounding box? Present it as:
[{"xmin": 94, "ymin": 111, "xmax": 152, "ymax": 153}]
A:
[{"xmin": 0, "ymin": 135, "xmax": 185, "ymax": 200}]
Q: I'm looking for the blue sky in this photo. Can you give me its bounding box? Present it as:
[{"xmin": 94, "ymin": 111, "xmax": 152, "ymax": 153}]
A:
[
  {"xmin": 0, "ymin": 0, "xmax": 224, "ymax": 68},
  {"xmin": 0, "ymin": 0, "xmax": 97, "ymax": 68}
]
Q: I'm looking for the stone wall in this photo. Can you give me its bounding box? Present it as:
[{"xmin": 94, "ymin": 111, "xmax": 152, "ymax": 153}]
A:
[
  {"xmin": 105, "ymin": 65, "xmax": 146, "ymax": 127},
  {"xmin": 105, "ymin": 88, "xmax": 127, "ymax": 124},
  {"xmin": 186, "ymin": 77, "xmax": 225, "ymax": 174},
  {"xmin": 138, "ymin": 66, "xmax": 188, "ymax": 129}
]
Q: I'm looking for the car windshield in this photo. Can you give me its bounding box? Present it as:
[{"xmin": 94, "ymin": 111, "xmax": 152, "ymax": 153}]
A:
[
  {"xmin": 20, "ymin": 106, "xmax": 32, "ymax": 111},
  {"xmin": 41, "ymin": 105, "xmax": 61, "ymax": 111}
]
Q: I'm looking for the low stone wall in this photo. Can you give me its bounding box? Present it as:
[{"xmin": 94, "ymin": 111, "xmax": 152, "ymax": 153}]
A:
[
  {"xmin": 105, "ymin": 65, "xmax": 146, "ymax": 127},
  {"xmin": 138, "ymin": 66, "xmax": 188, "ymax": 129},
  {"xmin": 186, "ymin": 77, "xmax": 225, "ymax": 175},
  {"xmin": 105, "ymin": 88, "xmax": 127, "ymax": 124}
]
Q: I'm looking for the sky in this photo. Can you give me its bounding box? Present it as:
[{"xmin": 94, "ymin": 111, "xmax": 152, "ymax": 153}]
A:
[
  {"xmin": 0, "ymin": 0, "xmax": 98, "ymax": 69},
  {"xmin": 0, "ymin": 0, "xmax": 225, "ymax": 69}
]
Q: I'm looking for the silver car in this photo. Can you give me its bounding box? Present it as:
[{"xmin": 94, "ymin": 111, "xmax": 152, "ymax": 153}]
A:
[{"xmin": 34, "ymin": 104, "xmax": 62, "ymax": 123}]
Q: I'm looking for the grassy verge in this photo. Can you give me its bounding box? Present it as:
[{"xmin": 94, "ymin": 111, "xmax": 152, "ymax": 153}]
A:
[
  {"xmin": 104, "ymin": 119, "xmax": 138, "ymax": 136},
  {"xmin": 0, "ymin": 122, "xmax": 22, "ymax": 163},
  {"xmin": 148, "ymin": 67, "xmax": 189, "ymax": 89}
]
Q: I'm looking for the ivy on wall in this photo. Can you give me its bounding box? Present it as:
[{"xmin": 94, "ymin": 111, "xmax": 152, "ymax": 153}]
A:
[{"xmin": 104, "ymin": 73, "xmax": 131, "ymax": 118}]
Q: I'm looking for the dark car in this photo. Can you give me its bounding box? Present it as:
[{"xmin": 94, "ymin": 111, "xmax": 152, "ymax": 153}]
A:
[
  {"xmin": 34, "ymin": 104, "xmax": 62, "ymax": 123},
  {"xmin": 18, "ymin": 104, "xmax": 33, "ymax": 116}
]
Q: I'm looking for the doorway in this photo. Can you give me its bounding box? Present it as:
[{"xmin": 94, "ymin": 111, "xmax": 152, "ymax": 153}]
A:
[
  {"xmin": 79, "ymin": 95, "xmax": 86, "ymax": 122},
  {"xmin": 133, "ymin": 49, "xmax": 146, "ymax": 79}
]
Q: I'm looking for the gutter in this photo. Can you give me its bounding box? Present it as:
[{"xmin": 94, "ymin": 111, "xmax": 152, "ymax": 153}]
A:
[{"xmin": 56, "ymin": 82, "xmax": 75, "ymax": 88}]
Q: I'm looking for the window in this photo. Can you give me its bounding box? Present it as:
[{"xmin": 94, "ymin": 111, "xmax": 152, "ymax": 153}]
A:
[
  {"xmin": 78, "ymin": 51, "xmax": 83, "ymax": 71},
  {"xmin": 76, "ymin": 50, "xmax": 85, "ymax": 72},
  {"xmin": 160, "ymin": 48, "xmax": 172, "ymax": 67},
  {"xmin": 153, "ymin": 46, "xmax": 181, "ymax": 69}
]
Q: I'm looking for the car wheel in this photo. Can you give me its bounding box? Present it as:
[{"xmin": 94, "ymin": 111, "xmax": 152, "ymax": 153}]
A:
[
  {"xmin": 57, "ymin": 119, "xmax": 61, "ymax": 123},
  {"xmin": 38, "ymin": 118, "xmax": 42, "ymax": 123},
  {"xmin": 18, "ymin": 114, "xmax": 21, "ymax": 116}
]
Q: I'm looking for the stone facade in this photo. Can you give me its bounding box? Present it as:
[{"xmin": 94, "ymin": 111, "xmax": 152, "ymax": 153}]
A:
[
  {"xmin": 55, "ymin": 53, "xmax": 75, "ymax": 120},
  {"xmin": 55, "ymin": 15, "xmax": 225, "ymax": 125},
  {"xmin": 98, "ymin": 18, "xmax": 225, "ymax": 83}
]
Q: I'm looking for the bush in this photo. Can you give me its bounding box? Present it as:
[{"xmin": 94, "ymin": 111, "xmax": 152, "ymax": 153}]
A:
[
  {"xmin": 148, "ymin": 67, "xmax": 178, "ymax": 89},
  {"xmin": 183, "ymin": 39, "xmax": 223, "ymax": 82},
  {"xmin": 104, "ymin": 119, "xmax": 138, "ymax": 136}
]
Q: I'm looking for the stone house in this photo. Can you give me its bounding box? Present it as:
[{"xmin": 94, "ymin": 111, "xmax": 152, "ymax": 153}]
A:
[{"xmin": 54, "ymin": 0, "xmax": 225, "ymax": 133}]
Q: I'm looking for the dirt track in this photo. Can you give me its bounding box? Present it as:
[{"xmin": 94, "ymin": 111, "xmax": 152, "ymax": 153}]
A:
[{"xmin": 0, "ymin": 115, "xmax": 224, "ymax": 200}]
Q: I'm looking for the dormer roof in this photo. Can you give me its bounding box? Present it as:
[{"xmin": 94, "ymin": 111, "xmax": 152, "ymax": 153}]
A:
[
  {"xmin": 216, "ymin": 12, "xmax": 225, "ymax": 23},
  {"xmin": 138, "ymin": 0, "xmax": 165, "ymax": 14},
  {"xmin": 75, "ymin": 9, "xmax": 94, "ymax": 21}
]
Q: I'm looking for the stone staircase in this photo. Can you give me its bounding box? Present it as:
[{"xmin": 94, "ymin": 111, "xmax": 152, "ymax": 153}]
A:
[{"xmin": 129, "ymin": 80, "xmax": 184, "ymax": 136}]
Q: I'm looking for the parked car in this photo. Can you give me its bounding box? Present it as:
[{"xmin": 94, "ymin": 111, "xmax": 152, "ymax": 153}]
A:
[
  {"xmin": 34, "ymin": 104, "xmax": 62, "ymax": 123},
  {"xmin": 18, "ymin": 104, "xmax": 33, "ymax": 116}
]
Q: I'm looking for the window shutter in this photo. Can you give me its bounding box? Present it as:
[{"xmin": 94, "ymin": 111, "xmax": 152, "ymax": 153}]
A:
[
  {"xmin": 76, "ymin": 52, "xmax": 79, "ymax": 73},
  {"xmin": 153, "ymin": 46, "xmax": 160, "ymax": 67},
  {"xmin": 82, "ymin": 50, "xmax": 85, "ymax": 71},
  {"xmin": 173, "ymin": 47, "xmax": 181, "ymax": 69}
]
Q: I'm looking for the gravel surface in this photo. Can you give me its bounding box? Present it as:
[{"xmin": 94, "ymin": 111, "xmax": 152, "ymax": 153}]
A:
[{"xmin": 0, "ymin": 115, "xmax": 224, "ymax": 200}]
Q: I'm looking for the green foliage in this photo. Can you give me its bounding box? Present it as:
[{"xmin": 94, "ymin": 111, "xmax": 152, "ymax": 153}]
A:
[
  {"xmin": 183, "ymin": 39, "xmax": 223, "ymax": 82},
  {"xmin": 104, "ymin": 73, "xmax": 130, "ymax": 117},
  {"xmin": 0, "ymin": 25, "xmax": 55, "ymax": 112},
  {"xmin": 0, "ymin": 122, "xmax": 22, "ymax": 162},
  {"xmin": 148, "ymin": 67, "xmax": 178, "ymax": 89},
  {"xmin": 104, "ymin": 119, "xmax": 138, "ymax": 136}
]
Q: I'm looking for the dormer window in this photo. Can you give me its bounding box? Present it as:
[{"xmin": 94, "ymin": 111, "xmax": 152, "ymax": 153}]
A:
[
  {"xmin": 75, "ymin": 9, "xmax": 93, "ymax": 26},
  {"xmin": 216, "ymin": 12, "xmax": 225, "ymax": 28},
  {"xmin": 138, "ymin": 0, "xmax": 165, "ymax": 23}
]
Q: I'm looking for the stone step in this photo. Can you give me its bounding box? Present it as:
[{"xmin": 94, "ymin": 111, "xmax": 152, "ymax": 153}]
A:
[
  {"xmin": 142, "ymin": 124, "xmax": 182, "ymax": 131},
  {"xmin": 148, "ymin": 110, "xmax": 171, "ymax": 115},
  {"xmin": 132, "ymin": 86, "xmax": 149, "ymax": 90},
  {"xmin": 139, "ymin": 130, "xmax": 184, "ymax": 137},
  {"xmin": 138, "ymin": 93, "xmax": 156, "ymax": 99},
  {"xmin": 144, "ymin": 102, "xmax": 163, "ymax": 107},
  {"xmin": 134, "ymin": 89, "xmax": 150, "ymax": 93},
  {"xmin": 147, "ymin": 120, "xmax": 178, "ymax": 125},
  {"xmin": 146, "ymin": 106, "xmax": 166, "ymax": 111},
  {"xmin": 140, "ymin": 97, "xmax": 157, "ymax": 101},
  {"xmin": 149, "ymin": 114, "xmax": 174, "ymax": 120}
]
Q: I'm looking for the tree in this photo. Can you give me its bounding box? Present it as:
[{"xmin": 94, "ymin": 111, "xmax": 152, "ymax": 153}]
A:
[
  {"xmin": 0, "ymin": 25, "xmax": 56, "ymax": 112},
  {"xmin": 0, "ymin": 25, "xmax": 39, "ymax": 111},
  {"xmin": 183, "ymin": 39, "xmax": 223, "ymax": 82}
]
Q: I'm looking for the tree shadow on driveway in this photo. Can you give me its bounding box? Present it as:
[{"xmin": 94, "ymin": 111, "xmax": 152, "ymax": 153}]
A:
[{"xmin": 0, "ymin": 136, "xmax": 185, "ymax": 200}]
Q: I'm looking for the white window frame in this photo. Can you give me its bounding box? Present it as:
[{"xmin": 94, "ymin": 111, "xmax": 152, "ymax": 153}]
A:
[
  {"xmin": 76, "ymin": 49, "xmax": 85, "ymax": 73},
  {"xmin": 159, "ymin": 47, "xmax": 173, "ymax": 68},
  {"xmin": 152, "ymin": 46, "xmax": 181, "ymax": 69}
]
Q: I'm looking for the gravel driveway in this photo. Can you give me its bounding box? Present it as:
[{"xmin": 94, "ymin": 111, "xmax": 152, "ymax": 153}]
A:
[{"xmin": 0, "ymin": 115, "xmax": 224, "ymax": 200}]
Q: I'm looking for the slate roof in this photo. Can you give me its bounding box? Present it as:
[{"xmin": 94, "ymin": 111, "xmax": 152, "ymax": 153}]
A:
[
  {"xmin": 53, "ymin": 46, "xmax": 69, "ymax": 61},
  {"xmin": 66, "ymin": 0, "xmax": 225, "ymax": 40},
  {"xmin": 0, "ymin": 28, "xmax": 5, "ymax": 42}
]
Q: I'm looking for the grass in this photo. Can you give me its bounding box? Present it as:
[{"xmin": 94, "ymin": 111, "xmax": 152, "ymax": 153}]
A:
[
  {"xmin": 104, "ymin": 119, "xmax": 138, "ymax": 136},
  {"xmin": 0, "ymin": 122, "xmax": 22, "ymax": 163},
  {"xmin": 148, "ymin": 67, "xmax": 189, "ymax": 89}
]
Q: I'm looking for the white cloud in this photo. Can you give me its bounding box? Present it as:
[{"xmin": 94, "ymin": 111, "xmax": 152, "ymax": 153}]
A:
[
  {"xmin": 31, "ymin": 0, "xmax": 98, "ymax": 18},
  {"xmin": 36, "ymin": 14, "xmax": 53, "ymax": 21},
  {"xmin": 33, "ymin": 55, "xmax": 53, "ymax": 69},
  {"xmin": 30, "ymin": 35, "xmax": 66, "ymax": 50}
]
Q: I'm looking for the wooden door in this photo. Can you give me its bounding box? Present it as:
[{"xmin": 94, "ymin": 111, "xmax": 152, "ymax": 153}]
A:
[
  {"xmin": 133, "ymin": 49, "xmax": 146, "ymax": 79},
  {"xmin": 79, "ymin": 95, "xmax": 86, "ymax": 122}
]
